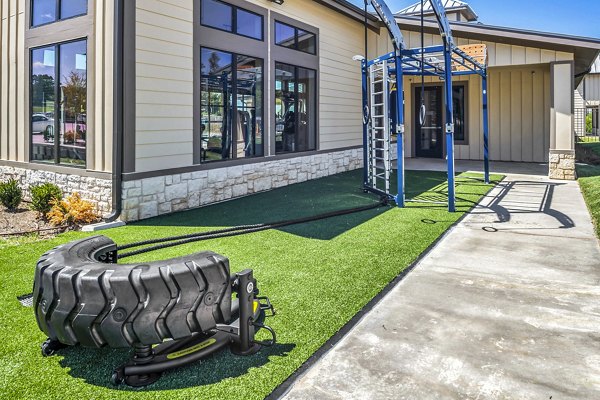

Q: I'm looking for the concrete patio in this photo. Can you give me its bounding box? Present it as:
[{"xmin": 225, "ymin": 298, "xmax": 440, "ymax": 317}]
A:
[{"xmin": 281, "ymin": 161, "xmax": 600, "ymax": 399}]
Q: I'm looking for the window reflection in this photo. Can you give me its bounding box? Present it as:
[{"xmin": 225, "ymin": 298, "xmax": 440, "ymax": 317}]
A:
[
  {"xmin": 31, "ymin": 39, "xmax": 87, "ymax": 167},
  {"xmin": 32, "ymin": 0, "xmax": 56, "ymax": 27},
  {"xmin": 59, "ymin": 40, "xmax": 87, "ymax": 166},
  {"xmin": 200, "ymin": 48, "xmax": 263, "ymax": 162},
  {"xmin": 275, "ymin": 63, "xmax": 316, "ymax": 153},
  {"xmin": 61, "ymin": 0, "xmax": 87, "ymax": 20},
  {"xmin": 453, "ymin": 85, "xmax": 466, "ymax": 142},
  {"xmin": 201, "ymin": 0, "xmax": 233, "ymax": 32},
  {"xmin": 32, "ymin": 0, "xmax": 87, "ymax": 27},
  {"xmin": 297, "ymin": 30, "xmax": 316, "ymax": 54},
  {"xmin": 236, "ymin": 9, "xmax": 262, "ymax": 40},
  {"xmin": 275, "ymin": 22, "xmax": 317, "ymax": 55},
  {"xmin": 31, "ymin": 46, "xmax": 57, "ymax": 163},
  {"xmin": 201, "ymin": 0, "xmax": 263, "ymax": 40},
  {"xmin": 275, "ymin": 22, "xmax": 295, "ymax": 49}
]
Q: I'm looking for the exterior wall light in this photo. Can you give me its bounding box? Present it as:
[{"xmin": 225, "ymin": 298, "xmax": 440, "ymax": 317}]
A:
[{"xmin": 270, "ymin": 0, "xmax": 284, "ymax": 4}]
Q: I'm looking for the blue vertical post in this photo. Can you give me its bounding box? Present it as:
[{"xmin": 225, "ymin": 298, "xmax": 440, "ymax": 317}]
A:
[
  {"xmin": 361, "ymin": 59, "xmax": 369, "ymax": 189},
  {"xmin": 395, "ymin": 52, "xmax": 405, "ymax": 207},
  {"xmin": 444, "ymin": 46, "xmax": 456, "ymax": 212},
  {"xmin": 482, "ymin": 74, "xmax": 490, "ymax": 184}
]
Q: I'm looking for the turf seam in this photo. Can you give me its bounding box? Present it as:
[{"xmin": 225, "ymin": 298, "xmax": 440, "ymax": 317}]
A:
[{"xmin": 266, "ymin": 177, "xmax": 502, "ymax": 400}]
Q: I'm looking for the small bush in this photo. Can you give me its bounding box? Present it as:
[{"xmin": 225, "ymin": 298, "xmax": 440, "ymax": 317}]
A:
[
  {"xmin": 30, "ymin": 183, "xmax": 63, "ymax": 216},
  {"xmin": 0, "ymin": 179, "xmax": 23, "ymax": 212},
  {"xmin": 48, "ymin": 192, "xmax": 99, "ymax": 227}
]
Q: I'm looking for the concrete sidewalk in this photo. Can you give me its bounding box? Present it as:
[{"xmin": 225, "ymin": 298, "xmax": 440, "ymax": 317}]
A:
[{"xmin": 282, "ymin": 169, "xmax": 600, "ymax": 399}]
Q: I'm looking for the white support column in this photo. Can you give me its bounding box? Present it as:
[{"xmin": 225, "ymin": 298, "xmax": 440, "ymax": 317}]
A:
[{"xmin": 549, "ymin": 61, "xmax": 576, "ymax": 180}]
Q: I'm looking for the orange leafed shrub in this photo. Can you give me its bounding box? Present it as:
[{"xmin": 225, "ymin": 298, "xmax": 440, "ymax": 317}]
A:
[{"xmin": 48, "ymin": 192, "xmax": 99, "ymax": 227}]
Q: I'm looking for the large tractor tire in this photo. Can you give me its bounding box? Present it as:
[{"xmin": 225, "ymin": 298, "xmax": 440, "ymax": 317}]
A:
[{"xmin": 33, "ymin": 235, "xmax": 232, "ymax": 349}]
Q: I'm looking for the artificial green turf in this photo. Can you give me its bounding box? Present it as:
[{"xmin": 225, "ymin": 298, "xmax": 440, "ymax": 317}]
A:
[
  {"xmin": 577, "ymin": 142, "xmax": 600, "ymax": 238},
  {"xmin": 0, "ymin": 170, "xmax": 500, "ymax": 400}
]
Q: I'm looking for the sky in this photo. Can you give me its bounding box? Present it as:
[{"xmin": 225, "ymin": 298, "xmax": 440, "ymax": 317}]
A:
[{"xmin": 349, "ymin": 0, "xmax": 600, "ymax": 38}]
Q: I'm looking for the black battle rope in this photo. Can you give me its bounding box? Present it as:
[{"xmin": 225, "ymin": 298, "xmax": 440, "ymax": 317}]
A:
[{"xmin": 117, "ymin": 200, "xmax": 388, "ymax": 259}]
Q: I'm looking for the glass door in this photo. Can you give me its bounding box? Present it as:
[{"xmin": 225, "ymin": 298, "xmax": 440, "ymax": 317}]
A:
[{"xmin": 415, "ymin": 86, "xmax": 443, "ymax": 158}]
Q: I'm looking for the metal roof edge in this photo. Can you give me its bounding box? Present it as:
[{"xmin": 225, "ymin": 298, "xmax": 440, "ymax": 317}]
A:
[{"xmin": 395, "ymin": 15, "xmax": 600, "ymax": 49}]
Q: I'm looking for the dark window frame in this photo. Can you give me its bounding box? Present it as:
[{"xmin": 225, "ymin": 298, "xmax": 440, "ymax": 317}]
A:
[
  {"xmin": 274, "ymin": 61, "xmax": 318, "ymax": 155},
  {"xmin": 274, "ymin": 21, "xmax": 317, "ymax": 55},
  {"xmin": 29, "ymin": 37, "xmax": 88, "ymax": 168},
  {"xmin": 30, "ymin": 0, "xmax": 88, "ymax": 28},
  {"xmin": 200, "ymin": 0, "xmax": 264, "ymax": 41},
  {"xmin": 452, "ymin": 82, "xmax": 469, "ymax": 145},
  {"xmin": 200, "ymin": 46, "xmax": 265, "ymax": 163}
]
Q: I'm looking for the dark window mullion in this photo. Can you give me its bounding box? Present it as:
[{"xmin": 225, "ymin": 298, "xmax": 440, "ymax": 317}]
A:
[
  {"xmin": 231, "ymin": 53, "xmax": 238, "ymax": 159},
  {"xmin": 54, "ymin": 44, "xmax": 60, "ymax": 164},
  {"xmin": 294, "ymin": 28, "xmax": 299, "ymax": 50},
  {"xmin": 294, "ymin": 66, "xmax": 299, "ymax": 148},
  {"xmin": 231, "ymin": 4, "xmax": 236, "ymax": 34}
]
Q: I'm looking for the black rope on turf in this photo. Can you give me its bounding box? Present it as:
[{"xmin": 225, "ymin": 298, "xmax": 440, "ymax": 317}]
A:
[{"xmin": 117, "ymin": 199, "xmax": 388, "ymax": 259}]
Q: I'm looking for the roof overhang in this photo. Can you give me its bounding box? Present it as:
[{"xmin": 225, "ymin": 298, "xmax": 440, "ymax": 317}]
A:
[
  {"xmin": 395, "ymin": 16, "xmax": 600, "ymax": 85},
  {"xmin": 312, "ymin": 0, "xmax": 380, "ymax": 30}
]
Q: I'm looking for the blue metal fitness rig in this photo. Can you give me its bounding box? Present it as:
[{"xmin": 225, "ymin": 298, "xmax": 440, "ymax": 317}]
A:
[{"xmin": 360, "ymin": 0, "xmax": 490, "ymax": 212}]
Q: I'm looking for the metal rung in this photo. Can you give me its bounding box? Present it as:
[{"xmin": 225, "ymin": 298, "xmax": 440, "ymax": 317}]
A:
[{"xmin": 372, "ymin": 115, "xmax": 385, "ymax": 118}]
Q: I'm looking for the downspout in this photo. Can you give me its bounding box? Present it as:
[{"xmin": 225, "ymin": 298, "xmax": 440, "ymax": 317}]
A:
[{"xmin": 105, "ymin": 0, "xmax": 125, "ymax": 223}]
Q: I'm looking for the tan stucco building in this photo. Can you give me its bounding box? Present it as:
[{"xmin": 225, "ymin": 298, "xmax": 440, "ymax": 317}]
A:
[{"xmin": 1, "ymin": 0, "xmax": 599, "ymax": 221}]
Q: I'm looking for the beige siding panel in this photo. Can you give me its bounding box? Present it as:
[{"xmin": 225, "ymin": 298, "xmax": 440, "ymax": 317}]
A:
[
  {"xmin": 521, "ymin": 71, "xmax": 534, "ymax": 162},
  {"xmin": 93, "ymin": 0, "xmax": 114, "ymax": 172},
  {"xmin": 511, "ymin": 46, "xmax": 526, "ymax": 65},
  {"xmin": 496, "ymin": 44, "xmax": 512, "ymax": 66},
  {"xmin": 541, "ymin": 49, "xmax": 556, "ymax": 63},
  {"xmin": 1, "ymin": 2, "xmax": 9, "ymax": 160},
  {"xmin": 16, "ymin": 3, "xmax": 25, "ymax": 162},
  {"xmin": 136, "ymin": 154, "xmax": 193, "ymax": 172},
  {"xmin": 8, "ymin": 4, "xmax": 17, "ymax": 161},
  {"xmin": 510, "ymin": 71, "xmax": 522, "ymax": 161},
  {"xmin": 533, "ymin": 70, "xmax": 545, "ymax": 161},
  {"xmin": 0, "ymin": 0, "xmax": 112, "ymax": 171},
  {"xmin": 584, "ymin": 75, "xmax": 600, "ymax": 102},
  {"xmin": 526, "ymin": 48, "xmax": 541, "ymax": 65},
  {"xmin": 544, "ymin": 69, "xmax": 551, "ymax": 162},
  {"xmin": 499, "ymin": 71, "xmax": 511, "ymax": 160},
  {"xmin": 489, "ymin": 69, "xmax": 501, "ymax": 160},
  {"xmin": 135, "ymin": 0, "xmax": 194, "ymax": 172},
  {"xmin": 469, "ymin": 75, "xmax": 481, "ymax": 160}
]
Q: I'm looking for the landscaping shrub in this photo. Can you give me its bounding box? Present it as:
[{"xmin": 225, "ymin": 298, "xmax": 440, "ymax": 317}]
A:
[
  {"xmin": 48, "ymin": 192, "xmax": 99, "ymax": 227},
  {"xmin": 0, "ymin": 179, "xmax": 23, "ymax": 212},
  {"xmin": 30, "ymin": 183, "xmax": 63, "ymax": 216}
]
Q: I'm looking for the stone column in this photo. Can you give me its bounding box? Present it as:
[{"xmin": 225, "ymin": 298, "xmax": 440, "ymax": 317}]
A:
[{"xmin": 549, "ymin": 61, "xmax": 576, "ymax": 180}]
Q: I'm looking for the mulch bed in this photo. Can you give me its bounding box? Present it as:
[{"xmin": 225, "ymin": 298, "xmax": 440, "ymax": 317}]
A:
[{"xmin": 0, "ymin": 206, "xmax": 66, "ymax": 238}]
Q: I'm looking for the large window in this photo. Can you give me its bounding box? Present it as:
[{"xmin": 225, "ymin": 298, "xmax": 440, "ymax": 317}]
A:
[
  {"xmin": 201, "ymin": 0, "xmax": 263, "ymax": 41},
  {"xmin": 275, "ymin": 63, "xmax": 317, "ymax": 154},
  {"xmin": 31, "ymin": 0, "xmax": 87, "ymax": 27},
  {"xmin": 452, "ymin": 84, "xmax": 467, "ymax": 143},
  {"xmin": 31, "ymin": 39, "xmax": 87, "ymax": 167},
  {"xmin": 275, "ymin": 22, "xmax": 317, "ymax": 55},
  {"xmin": 200, "ymin": 47, "xmax": 263, "ymax": 162}
]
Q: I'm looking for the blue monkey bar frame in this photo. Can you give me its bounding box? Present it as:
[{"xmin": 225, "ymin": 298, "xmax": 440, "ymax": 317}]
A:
[{"xmin": 362, "ymin": 0, "xmax": 490, "ymax": 212}]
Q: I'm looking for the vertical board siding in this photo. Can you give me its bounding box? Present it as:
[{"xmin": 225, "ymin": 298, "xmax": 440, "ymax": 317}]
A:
[
  {"xmin": 135, "ymin": 0, "xmax": 194, "ymax": 172},
  {"xmin": 401, "ymin": 65, "xmax": 550, "ymax": 163},
  {"xmin": 584, "ymin": 74, "xmax": 600, "ymax": 102},
  {"xmin": 93, "ymin": 0, "xmax": 115, "ymax": 172},
  {"xmin": 0, "ymin": 0, "xmax": 113, "ymax": 172}
]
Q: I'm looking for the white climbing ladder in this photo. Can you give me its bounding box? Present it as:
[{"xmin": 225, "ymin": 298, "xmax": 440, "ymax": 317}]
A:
[{"xmin": 367, "ymin": 60, "xmax": 393, "ymax": 196}]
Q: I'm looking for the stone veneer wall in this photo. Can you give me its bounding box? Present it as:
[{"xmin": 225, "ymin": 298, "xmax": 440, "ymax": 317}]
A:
[
  {"xmin": 548, "ymin": 150, "xmax": 576, "ymax": 180},
  {"xmin": 0, "ymin": 165, "xmax": 112, "ymax": 214},
  {"xmin": 121, "ymin": 148, "xmax": 365, "ymax": 221}
]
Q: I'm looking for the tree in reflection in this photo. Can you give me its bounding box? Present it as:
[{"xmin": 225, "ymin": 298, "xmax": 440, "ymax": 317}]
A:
[{"xmin": 61, "ymin": 71, "xmax": 87, "ymax": 144}]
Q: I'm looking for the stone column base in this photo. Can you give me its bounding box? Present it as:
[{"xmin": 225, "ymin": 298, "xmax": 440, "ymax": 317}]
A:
[{"xmin": 549, "ymin": 149, "xmax": 576, "ymax": 180}]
